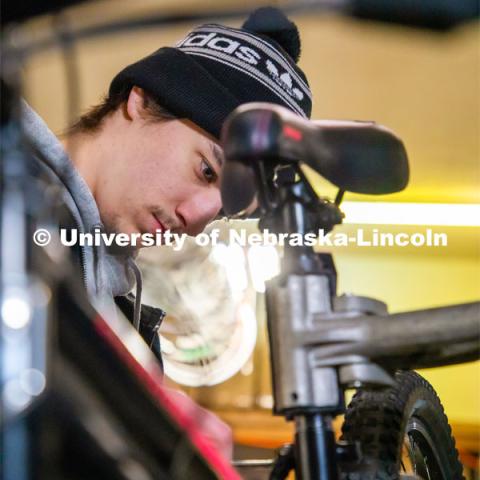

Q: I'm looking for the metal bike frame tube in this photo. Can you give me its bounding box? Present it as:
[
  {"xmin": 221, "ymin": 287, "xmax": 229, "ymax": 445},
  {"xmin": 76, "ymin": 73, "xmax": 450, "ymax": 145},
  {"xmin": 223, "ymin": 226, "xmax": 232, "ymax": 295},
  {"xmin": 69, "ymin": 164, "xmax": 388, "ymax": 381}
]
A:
[
  {"xmin": 1, "ymin": 82, "xmax": 31, "ymax": 480},
  {"xmin": 295, "ymin": 414, "xmax": 338, "ymax": 480}
]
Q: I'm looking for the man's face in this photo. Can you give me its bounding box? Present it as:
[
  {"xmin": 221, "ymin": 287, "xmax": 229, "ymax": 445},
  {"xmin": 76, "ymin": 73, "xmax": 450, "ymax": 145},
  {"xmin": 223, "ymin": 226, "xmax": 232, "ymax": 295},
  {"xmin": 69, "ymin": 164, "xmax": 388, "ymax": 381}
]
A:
[{"xmin": 94, "ymin": 89, "xmax": 224, "ymax": 241}]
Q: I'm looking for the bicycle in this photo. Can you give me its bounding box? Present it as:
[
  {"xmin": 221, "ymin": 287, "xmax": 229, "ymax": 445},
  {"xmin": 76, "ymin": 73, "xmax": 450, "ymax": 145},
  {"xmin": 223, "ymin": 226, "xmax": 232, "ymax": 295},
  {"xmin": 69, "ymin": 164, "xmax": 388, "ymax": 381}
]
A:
[{"xmin": 220, "ymin": 103, "xmax": 480, "ymax": 480}]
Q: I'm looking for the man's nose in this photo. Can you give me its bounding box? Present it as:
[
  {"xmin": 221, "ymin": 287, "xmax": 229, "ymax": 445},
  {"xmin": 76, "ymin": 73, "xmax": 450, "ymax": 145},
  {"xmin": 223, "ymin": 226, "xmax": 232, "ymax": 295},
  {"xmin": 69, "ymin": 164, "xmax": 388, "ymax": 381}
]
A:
[{"xmin": 176, "ymin": 189, "xmax": 222, "ymax": 236}]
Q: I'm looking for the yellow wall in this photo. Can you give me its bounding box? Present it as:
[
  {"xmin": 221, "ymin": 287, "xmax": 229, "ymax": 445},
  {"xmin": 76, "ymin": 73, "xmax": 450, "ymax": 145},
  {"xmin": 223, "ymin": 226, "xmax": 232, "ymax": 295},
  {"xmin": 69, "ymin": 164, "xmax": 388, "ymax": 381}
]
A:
[{"xmin": 334, "ymin": 241, "xmax": 480, "ymax": 424}]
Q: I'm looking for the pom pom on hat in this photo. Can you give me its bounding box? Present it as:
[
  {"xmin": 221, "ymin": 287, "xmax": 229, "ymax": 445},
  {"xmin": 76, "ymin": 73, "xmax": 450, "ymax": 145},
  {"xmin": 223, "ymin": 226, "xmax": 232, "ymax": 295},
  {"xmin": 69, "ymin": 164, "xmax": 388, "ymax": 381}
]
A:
[{"xmin": 242, "ymin": 7, "xmax": 301, "ymax": 63}]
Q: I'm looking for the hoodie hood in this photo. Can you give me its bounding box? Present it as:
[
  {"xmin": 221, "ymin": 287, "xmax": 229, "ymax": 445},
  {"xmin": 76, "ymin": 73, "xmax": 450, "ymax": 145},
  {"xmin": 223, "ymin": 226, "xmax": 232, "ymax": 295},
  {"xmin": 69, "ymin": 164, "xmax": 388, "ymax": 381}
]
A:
[{"xmin": 21, "ymin": 100, "xmax": 140, "ymax": 320}]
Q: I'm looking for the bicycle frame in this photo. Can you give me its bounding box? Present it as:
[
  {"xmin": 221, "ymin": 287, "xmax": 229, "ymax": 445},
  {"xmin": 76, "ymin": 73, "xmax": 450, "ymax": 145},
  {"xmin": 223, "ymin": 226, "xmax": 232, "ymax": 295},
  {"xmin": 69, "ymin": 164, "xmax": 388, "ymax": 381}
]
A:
[
  {"xmin": 222, "ymin": 105, "xmax": 480, "ymax": 480},
  {"xmin": 265, "ymin": 205, "xmax": 479, "ymax": 479}
]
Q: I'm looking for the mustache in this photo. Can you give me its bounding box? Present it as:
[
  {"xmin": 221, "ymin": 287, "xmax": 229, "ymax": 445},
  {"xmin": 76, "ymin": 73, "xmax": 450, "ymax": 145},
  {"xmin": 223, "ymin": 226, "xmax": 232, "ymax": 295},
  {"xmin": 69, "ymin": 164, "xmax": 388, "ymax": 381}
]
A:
[{"xmin": 153, "ymin": 209, "xmax": 182, "ymax": 232}]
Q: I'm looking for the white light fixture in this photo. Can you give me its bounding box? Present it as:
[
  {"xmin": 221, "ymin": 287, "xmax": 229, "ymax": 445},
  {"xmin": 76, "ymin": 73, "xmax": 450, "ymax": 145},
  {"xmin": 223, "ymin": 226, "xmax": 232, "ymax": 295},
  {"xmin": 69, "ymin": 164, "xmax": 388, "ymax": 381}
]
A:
[
  {"xmin": 210, "ymin": 242, "xmax": 248, "ymax": 293},
  {"xmin": 162, "ymin": 302, "xmax": 257, "ymax": 386},
  {"xmin": 2, "ymin": 289, "xmax": 32, "ymax": 330},
  {"xmin": 341, "ymin": 202, "xmax": 480, "ymax": 227},
  {"xmin": 248, "ymin": 245, "xmax": 281, "ymax": 293}
]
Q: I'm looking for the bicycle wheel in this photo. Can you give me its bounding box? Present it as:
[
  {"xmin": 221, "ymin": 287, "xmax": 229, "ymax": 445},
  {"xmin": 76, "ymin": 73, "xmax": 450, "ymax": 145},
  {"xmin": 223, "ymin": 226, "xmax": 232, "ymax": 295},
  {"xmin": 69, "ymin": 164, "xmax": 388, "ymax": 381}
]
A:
[{"xmin": 339, "ymin": 370, "xmax": 464, "ymax": 480}]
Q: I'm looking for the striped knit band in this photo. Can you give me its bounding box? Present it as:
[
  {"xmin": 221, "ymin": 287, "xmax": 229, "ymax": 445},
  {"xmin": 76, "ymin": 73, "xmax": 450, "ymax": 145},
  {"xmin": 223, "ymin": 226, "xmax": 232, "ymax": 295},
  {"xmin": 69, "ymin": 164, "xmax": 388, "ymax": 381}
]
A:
[{"xmin": 109, "ymin": 10, "xmax": 312, "ymax": 139}]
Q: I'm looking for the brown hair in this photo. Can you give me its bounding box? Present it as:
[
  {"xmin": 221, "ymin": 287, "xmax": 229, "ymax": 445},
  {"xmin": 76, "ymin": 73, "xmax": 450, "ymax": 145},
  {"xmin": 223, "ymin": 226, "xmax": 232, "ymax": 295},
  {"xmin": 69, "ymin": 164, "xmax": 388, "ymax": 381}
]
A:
[{"xmin": 67, "ymin": 86, "xmax": 176, "ymax": 135}]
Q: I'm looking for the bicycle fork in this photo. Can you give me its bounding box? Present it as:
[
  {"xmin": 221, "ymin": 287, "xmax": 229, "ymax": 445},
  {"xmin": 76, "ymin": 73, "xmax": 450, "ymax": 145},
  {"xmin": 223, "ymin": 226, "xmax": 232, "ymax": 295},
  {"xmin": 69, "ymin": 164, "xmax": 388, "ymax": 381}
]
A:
[
  {"xmin": 266, "ymin": 271, "xmax": 341, "ymax": 479},
  {"xmin": 265, "ymin": 267, "xmax": 391, "ymax": 479}
]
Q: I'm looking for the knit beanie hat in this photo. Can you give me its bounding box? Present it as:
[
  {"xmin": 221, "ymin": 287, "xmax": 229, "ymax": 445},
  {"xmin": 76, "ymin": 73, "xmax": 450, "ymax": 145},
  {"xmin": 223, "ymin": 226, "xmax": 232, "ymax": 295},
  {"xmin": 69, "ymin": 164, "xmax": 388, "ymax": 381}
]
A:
[{"xmin": 109, "ymin": 7, "xmax": 312, "ymax": 139}]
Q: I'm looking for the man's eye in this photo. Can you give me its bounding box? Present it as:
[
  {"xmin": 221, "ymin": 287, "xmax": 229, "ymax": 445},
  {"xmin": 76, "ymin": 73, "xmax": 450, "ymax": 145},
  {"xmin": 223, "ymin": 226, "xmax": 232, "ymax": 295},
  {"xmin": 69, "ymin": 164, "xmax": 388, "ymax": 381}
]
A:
[{"xmin": 201, "ymin": 159, "xmax": 217, "ymax": 183}]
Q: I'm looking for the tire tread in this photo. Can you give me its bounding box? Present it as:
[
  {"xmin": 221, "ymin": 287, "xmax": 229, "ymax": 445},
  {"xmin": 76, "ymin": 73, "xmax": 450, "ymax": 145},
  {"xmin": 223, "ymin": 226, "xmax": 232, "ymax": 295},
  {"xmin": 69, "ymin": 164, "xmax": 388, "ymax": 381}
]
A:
[{"xmin": 339, "ymin": 370, "xmax": 464, "ymax": 480}]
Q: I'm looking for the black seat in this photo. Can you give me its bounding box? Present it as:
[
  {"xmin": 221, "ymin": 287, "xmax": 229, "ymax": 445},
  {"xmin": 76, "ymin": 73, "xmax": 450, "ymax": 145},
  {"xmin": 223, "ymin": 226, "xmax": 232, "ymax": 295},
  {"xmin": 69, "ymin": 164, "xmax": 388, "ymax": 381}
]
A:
[{"xmin": 220, "ymin": 103, "xmax": 409, "ymax": 216}]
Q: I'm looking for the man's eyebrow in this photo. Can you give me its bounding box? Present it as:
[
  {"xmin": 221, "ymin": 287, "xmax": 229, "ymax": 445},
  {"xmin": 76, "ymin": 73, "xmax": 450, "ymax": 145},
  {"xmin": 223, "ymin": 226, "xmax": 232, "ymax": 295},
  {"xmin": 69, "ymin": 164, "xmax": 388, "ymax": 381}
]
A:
[{"xmin": 210, "ymin": 142, "xmax": 224, "ymax": 169}]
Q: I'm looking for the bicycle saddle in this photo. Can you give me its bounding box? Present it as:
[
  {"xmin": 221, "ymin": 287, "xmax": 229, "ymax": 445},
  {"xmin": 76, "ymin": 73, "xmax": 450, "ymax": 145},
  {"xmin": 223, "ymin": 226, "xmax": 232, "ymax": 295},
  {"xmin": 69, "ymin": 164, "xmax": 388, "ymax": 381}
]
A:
[{"xmin": 220, "ymin": 103, "xmax": 409, "ymax": 216}]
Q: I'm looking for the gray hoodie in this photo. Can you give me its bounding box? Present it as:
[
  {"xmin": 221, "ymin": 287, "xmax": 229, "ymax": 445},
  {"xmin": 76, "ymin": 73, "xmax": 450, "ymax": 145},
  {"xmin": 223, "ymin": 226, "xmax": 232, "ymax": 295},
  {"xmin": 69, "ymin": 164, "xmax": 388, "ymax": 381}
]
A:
[{"xmin": 21, "ymin": 101, "xmax": 143, "ymax": 326}]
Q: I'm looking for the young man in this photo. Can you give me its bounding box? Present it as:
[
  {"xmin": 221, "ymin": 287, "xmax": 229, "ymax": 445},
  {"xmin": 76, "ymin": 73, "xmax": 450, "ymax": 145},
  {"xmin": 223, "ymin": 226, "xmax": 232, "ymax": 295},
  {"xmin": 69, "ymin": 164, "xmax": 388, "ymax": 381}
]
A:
[
  {"xmin": 22, "ymin": 5, "xmax": 312, "ymax": 458},
  {"xmin": 25, "ymin": 5, "xmax": 312, "ymax": 343}
]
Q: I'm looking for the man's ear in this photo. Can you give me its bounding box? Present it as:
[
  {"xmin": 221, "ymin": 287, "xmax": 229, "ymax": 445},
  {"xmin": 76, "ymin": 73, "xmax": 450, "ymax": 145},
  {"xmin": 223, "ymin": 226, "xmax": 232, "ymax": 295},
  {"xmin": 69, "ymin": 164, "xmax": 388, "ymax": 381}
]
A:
[{"xmin": 126, "ymin": 86, "xmax": 146, "ymax": 121}]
